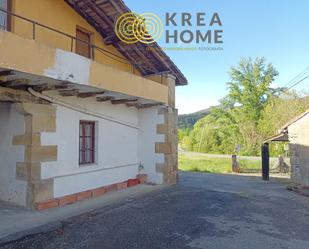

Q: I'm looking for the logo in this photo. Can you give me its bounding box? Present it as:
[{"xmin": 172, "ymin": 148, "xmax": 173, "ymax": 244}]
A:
[{"xmin": 114, "ymin": 12, "xmax": 163, "ymax": 44}]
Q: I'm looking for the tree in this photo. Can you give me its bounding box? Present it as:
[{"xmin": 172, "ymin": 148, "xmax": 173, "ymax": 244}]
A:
[
  {"xmin": 259, "ymin": 91, "xmax": 309, "ymax": 138},
  {"xmin": 178, "ymin": 57, "xmax": 309, "ymax": 156},
  {"xmin": 222, "ymin": 57, "xmax": 279, "ymax": 155},
  {"xmin": 226, "ymin": 57, "xmax": 279, "ymax": 122}
]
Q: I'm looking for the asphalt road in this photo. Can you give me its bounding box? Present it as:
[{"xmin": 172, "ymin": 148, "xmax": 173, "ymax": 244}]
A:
[{"xmin": 2, "ymin": 172, "xmax": 309, "ymax": 249}]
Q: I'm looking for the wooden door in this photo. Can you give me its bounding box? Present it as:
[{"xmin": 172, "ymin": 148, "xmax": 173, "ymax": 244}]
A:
[{"xmin": 76, "ymin": 27, "xmax": 92, "ymax": 58}]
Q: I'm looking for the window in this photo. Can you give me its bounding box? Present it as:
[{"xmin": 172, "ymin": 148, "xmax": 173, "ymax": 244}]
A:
[
  {"xmin": 0, "ymin": 0, "xmax": 11, "ymax": 31},
  {"xmin": 79, "ymin": 121, "xmax": 96, "ymax": 165},
  {"xmin": 76, "ymin": 26, "xmax": 92, "ymax": 58}
]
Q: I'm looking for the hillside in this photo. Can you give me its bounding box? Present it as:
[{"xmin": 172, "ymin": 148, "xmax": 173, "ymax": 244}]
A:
[{"xmin": 178, "ymin": 107, "xmax": 212, "ymax": 129}]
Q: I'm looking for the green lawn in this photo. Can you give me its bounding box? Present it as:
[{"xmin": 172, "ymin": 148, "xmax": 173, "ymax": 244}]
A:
[{"xmin": 179, "ymin": 152, "xmax": 262, "ymax": 174}]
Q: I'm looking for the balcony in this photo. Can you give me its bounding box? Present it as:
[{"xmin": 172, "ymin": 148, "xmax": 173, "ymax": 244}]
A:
[{"xmin": 0, "ymin": 8, "xmax": 168, "ymax": 106}]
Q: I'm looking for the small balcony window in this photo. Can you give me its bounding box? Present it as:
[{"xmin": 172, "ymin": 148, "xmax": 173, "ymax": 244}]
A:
[
  {"xmin": 79, "ymin": 120, "xmax": 96, "ymax": 165},
  {"xmin": 76, "ymin": 26, "xmax": 92, "ymax": 59}
]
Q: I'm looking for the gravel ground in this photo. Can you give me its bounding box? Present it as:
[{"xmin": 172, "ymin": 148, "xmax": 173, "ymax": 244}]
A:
[{"xmin": 1, "ymin": 172, "xmax": 309, "ymax": 249}]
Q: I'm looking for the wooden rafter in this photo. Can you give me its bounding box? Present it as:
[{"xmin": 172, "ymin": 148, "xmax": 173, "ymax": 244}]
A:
[
  {"xmin": 126, "ymin": 102, "xmax": 164, "ymax": 109},
  {"xmin": 0, "ymin": 86, "xmax": 48, "ymax": 104},
  {"xmin": 58, "ymin": 89, "xmax": 79, "ymax": 97},
  {"xmin": 0, "ymin": 70, "xmax": 14, "ymax": 77},
  {"xmin": 81, "ymin": 0, "xmax": 114, "ymax": 27},
  {"xmin": 111, "ymin": 98, "xmax": 138, "ymax": 105},
  {"xmin": 96, "ymin": 96, "xmax": 114, "ymax": 102},
  {"xmin": 103, "ymin": 34, "xmax": 118, "ymax": 45},
  {"xmin": 78, "ymin": 91, "xmax": 105, "ymax": 98},
  {"xmin": 1, "ymin": 79, "xmax": 31, "ymax": 87},
  {"xmin": 65, "ymin": 0, "xmax": 188, "ymax": 85}
]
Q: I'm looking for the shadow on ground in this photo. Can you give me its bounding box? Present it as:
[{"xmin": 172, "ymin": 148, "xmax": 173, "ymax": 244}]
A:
[{"xmin": 1, "ymin": 172, "xmax": 309, "ymax": 249}]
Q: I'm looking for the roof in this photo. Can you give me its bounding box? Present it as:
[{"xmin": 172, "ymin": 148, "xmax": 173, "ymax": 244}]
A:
[
  {"xmin": 263, "ymin": 108, "xmax": 309, "ymax": 143},
  {"xmin": 263, "ymin": 133, "xmax": 289, "ymax": 143},
  {"xmin": 280, "ymin": 109, "xmax": 309, "ymax": 132},
  {"xmin": 65, "ymin": 0, "xmax": 188, "ymax": 86}
]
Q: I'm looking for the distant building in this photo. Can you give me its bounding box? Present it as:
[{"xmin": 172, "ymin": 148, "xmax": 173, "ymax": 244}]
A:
[
  {"xmin": 265, "ymin": 110, "xmax": 309, "ymax": 185},
  {"xmin": 281, "ymin": 110, "xmax": 309, "ymax": 185},
  {"xmin": 0, "ymin": 0, "xmax": 187, "ymax": 210}
]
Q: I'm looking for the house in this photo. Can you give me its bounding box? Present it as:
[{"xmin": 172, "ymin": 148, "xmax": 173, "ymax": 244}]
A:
[
  {"xmin": 280, "ymin": 110, "xmax": 309, "ymax": 185},
  {"xmin": 0, "ymin": 0, "xmax": 187, "ymax": 210},
  {"xmin": 263, "ymin": 109, "xmax": 309, "ymax": 185}
]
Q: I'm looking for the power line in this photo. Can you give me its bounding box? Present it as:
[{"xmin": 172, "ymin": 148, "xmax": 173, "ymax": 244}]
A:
[
  {"xmin": 283, "ymin": 67, "xmax": 309, "ymax": 89},
  {"xmin": 287, "ymin": 75, "xmax": 309, "ymax": 90}
]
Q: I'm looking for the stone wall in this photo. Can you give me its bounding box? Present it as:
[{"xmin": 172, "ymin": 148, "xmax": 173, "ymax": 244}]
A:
[
  {"xmin": 155, "ymin": 74, "xmax": 178, "ymax": 184},
  {"xmin": 13, "ymin": 103, "xmax": 58, "ymax": 207},
  {"xmin": 288, "ymin": 113, "xmax": 309, "ymax": 186}
]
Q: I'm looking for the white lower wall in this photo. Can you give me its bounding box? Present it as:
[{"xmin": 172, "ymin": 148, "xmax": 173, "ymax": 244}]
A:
[
  {"xmin": 0, "ymin": 93, "xmax": 166, "ymax": 203},
  {"xmin": 0, "ymin": 103, "xmax": 27, "ymax": 206},
  {"xmin": 138, "ymin": 108, "xmax": 165, "ymax": 184},
  {"xmin": 40, "ymin": 94, "xmax": 142, "ymax": 197},
  {"xmin": 39, "ymin": 93, "xmax": 165, "ymax": 198}
]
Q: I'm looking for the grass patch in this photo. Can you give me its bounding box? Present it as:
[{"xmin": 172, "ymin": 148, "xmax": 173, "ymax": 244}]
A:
[{"xmin": 179, "ymin": 152, "xmax": 261, "ymax": 174}]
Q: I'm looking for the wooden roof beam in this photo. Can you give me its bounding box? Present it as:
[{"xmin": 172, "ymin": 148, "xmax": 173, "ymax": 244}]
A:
[
  {"xmin": 82, "ymin": 0, "xmax": 114, "ymax": 27},
  {"xmin": 103, "ymin": 34, "xmax": 119, "ymax": 45},
  {"xmin": 96, "ymin": 96, "xmax": 114, "ymax": 102},
  {"xmin": 126, "ymin": 102, "xmax": 164, "ymax": 109},
  {"xmin": 1, "ymin": 79, "xmax": 31, "ymax": 87},
  {"xmin": 0, "ymin": 70, "xmax": 15, "ymax": 77},
  {"xmin": 58, "ymin": 89, "xmax": 79, "ymax": 97},
  {"xmin": 78, "ymin": 91, "xmax": 105, "ymax": 98},
  {"xmin": 111, "ymin": 98, "xmax": 138, "ymax": 105},
  {"xmin": 0, "ymin": 86, "xmax": 48, "ymax": 104}
]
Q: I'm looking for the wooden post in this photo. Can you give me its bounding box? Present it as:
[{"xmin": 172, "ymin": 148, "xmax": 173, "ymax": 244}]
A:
[
  {"xmin": 232, "ymin": 154, "xmax": 240, "ymax": 173},
  {"xmin": 261, "ymin": 143, "xmax": 269, "ymax": 180}
]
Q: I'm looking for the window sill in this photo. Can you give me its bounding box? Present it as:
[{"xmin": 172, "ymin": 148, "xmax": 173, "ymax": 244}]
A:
[{"xmin": 79, "ymin": 163, "xmax": 98, "ymax": 167}]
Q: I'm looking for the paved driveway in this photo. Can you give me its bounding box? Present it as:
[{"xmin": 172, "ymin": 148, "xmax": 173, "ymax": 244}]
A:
[{"xmin": 2, "ymin": 172, "xmax": 309, "ymax": 249}]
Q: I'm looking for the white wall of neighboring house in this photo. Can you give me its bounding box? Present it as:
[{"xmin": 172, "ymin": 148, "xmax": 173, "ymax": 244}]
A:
[
  {"xmin": 288, "ymin": 113, "xmax": 309, "ymax": 185},
  {"xmin": 40, "ymin": 93, "xmax": 164, "ymax": 198},
  {"xmin": 0, "ymin": 103, "xmax": 27, "ymax": 206}
]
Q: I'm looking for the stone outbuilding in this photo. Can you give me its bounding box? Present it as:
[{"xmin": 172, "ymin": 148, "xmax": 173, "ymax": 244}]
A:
[{"xmin": 263, "ymin": 109, "xmax": 309, "ymax": 185}]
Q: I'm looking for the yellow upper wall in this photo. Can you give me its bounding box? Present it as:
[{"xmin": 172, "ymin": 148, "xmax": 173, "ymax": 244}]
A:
[
  {"xmin": 0, "ymin": 31, "xmax": 168, "ymax": 104},
  {"xmin": 11, "ymin": 0, "xmax": 139, "ymax": 75}
]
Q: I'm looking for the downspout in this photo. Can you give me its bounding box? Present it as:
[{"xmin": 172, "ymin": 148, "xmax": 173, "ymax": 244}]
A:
[{"xmin": 28, "ymin": 88, "xmax": 139, "ymax": 130}]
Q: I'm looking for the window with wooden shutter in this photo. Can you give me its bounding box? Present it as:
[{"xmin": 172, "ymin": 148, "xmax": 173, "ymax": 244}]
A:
[{"xmin": 76, "ymin": 26, "xmax": 92, "ymax": 58}]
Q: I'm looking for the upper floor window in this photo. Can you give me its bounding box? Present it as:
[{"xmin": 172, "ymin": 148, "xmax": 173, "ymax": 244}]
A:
[
  {"xmin": 79, "ymin": 120, "xmax": 96, "ymax": 165},
  {"xmin": 76, "ymin": 26, "xmax": 92, "ymax": 59},
  {"xmin": 0, "ymin": 0, "xmax": 11, "ymax": 31}
]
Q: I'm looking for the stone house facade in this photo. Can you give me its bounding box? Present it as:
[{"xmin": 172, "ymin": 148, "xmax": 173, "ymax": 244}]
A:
[
  {"xmin": 281, "ymin": 110, "xmax": 309, "ymax": 186},
  {"xmin": 0, "ymin": 0, "xmax": 187, "ymax": 209}
]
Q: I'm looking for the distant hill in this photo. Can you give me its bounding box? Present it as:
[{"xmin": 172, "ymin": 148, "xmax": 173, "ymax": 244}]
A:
[{"xmin": 178, "ymin": 107, "xmax": 212, "ymax": 129}]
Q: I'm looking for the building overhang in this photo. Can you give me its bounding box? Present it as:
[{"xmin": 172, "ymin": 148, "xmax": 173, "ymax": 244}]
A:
[
  {"xmin": 263, "ymin": 133, "xmax": 289, "ymax": 143},
  {"xmin": 0, "ymin": 30, "xmax": 168, "ymax": 107}
]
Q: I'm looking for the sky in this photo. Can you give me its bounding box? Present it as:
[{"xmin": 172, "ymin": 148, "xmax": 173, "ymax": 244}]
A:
[{"xmin": 124, "ymin": 0, "xmax": 309, "ymax": 114}]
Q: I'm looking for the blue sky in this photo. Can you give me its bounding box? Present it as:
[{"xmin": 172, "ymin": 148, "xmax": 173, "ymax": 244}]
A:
[{"xmin": 124, "ymin": 0, "xmax": 309, "ymax": 114}]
